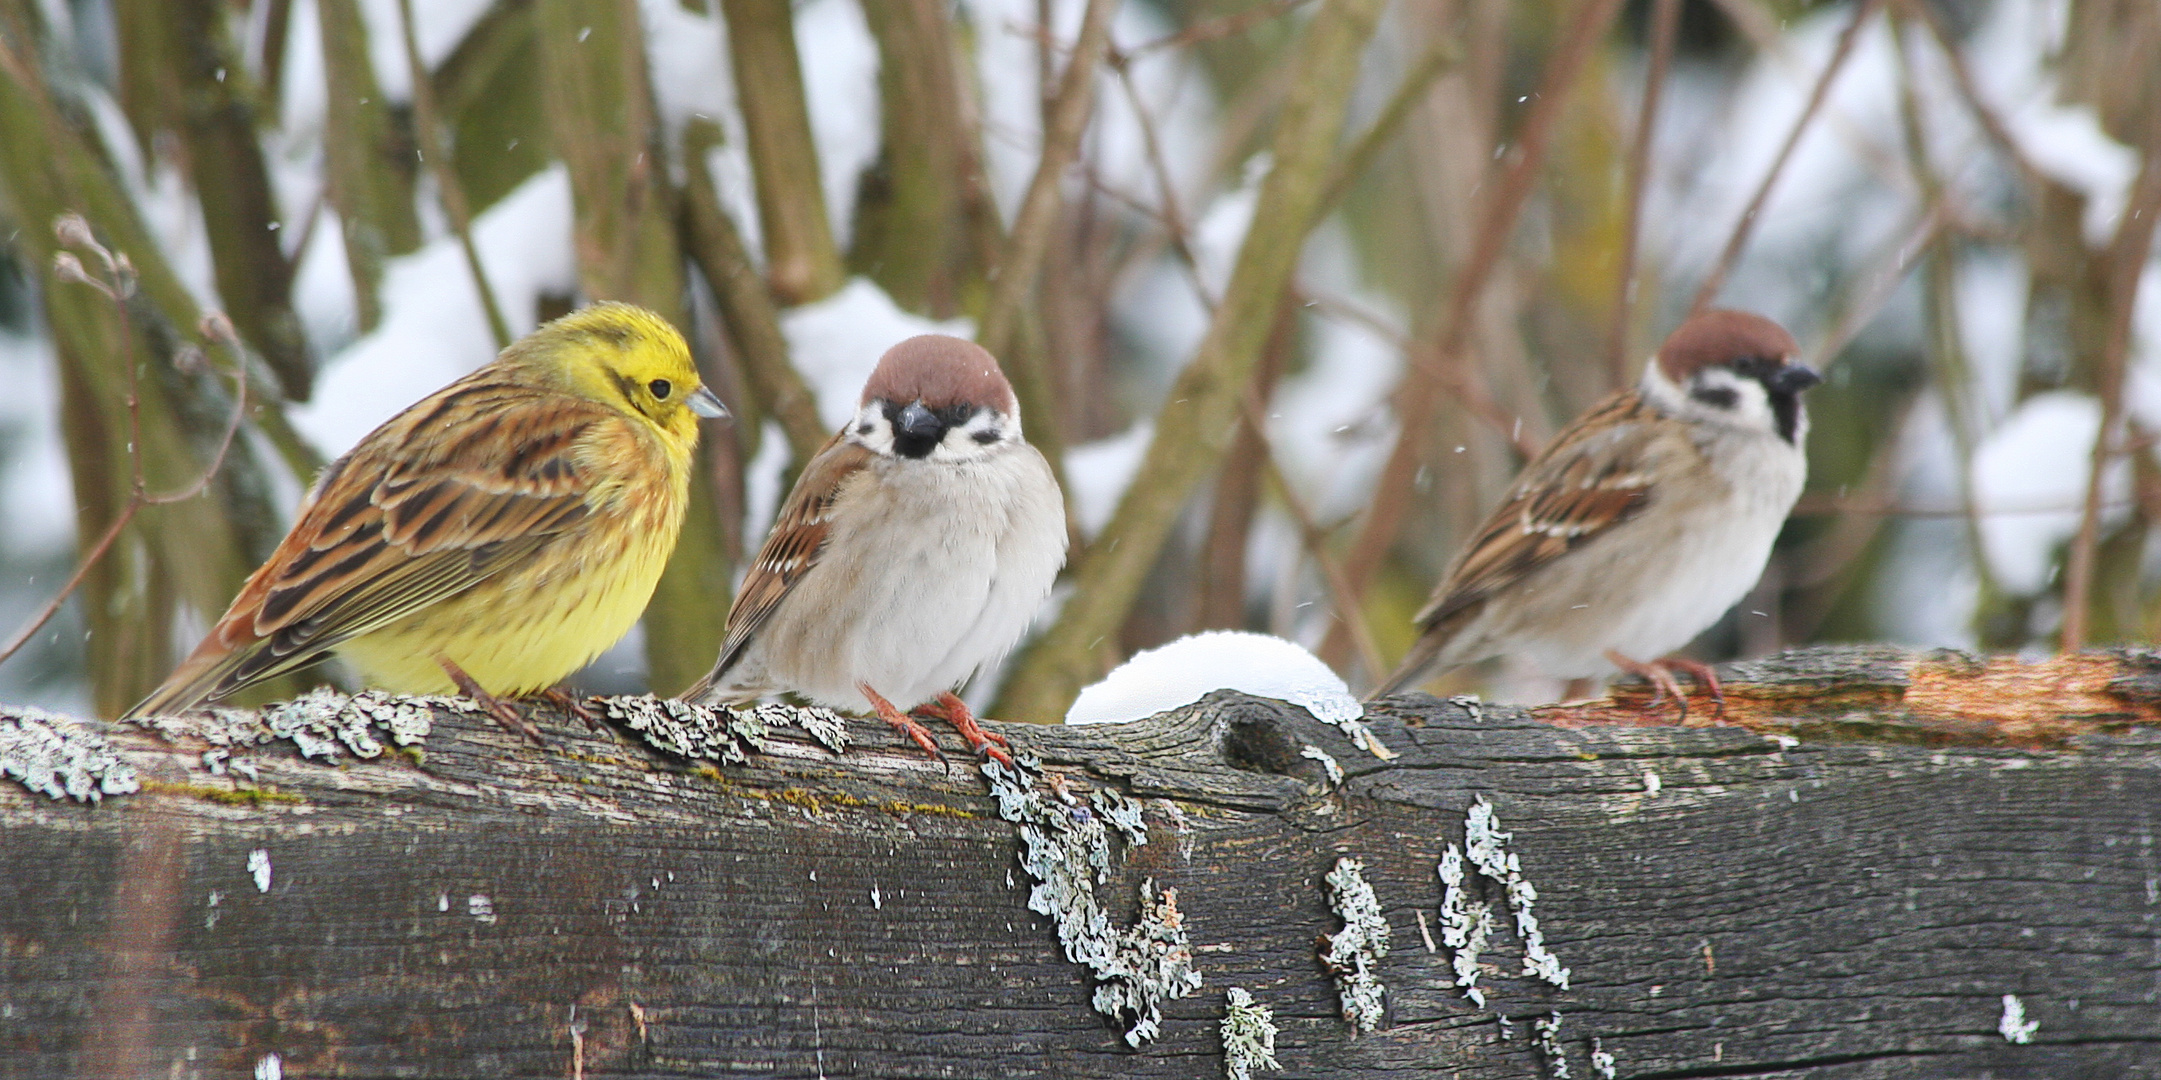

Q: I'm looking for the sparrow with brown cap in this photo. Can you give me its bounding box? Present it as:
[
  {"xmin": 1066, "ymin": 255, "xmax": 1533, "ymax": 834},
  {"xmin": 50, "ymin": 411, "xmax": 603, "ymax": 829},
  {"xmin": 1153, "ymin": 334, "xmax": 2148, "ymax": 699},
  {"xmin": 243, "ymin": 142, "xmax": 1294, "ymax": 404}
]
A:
[
  {"xmin": 685, "ymin": 335, "xmax": 1066, "ymax": 763},
  {"xmin": 1370, "ymin": 310, "xmax": 1821, "ymax": 716}
]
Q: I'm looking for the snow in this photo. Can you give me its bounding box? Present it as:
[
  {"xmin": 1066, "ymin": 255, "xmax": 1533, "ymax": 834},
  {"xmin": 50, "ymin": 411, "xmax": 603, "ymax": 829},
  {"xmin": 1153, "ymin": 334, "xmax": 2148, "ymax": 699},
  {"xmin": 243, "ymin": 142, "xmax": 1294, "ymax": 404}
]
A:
[
  {"xmin": 1873, "ymin": 400, "xmax": 1980, "ymax": 648},
  {"xmin": 1064, "ymin": 422, "xmax": 1152, "ymax": 539},
  {"xmin": 353, "ymin": 0, "xmax": 499, "ymax": 103},
  {"xmin": 794, "ymin": 0, "xmax": 881, "ymax": 248},
  {"xmin": 1969, "ymin": 390, "xmax": 2128, "ymax": 596},
  {"xmin": 964, "ymin": 0, "xmax": 1217, "ymax": 223},
  {"xmin": 291, "ymin": 166, "xmax": 578, "ymax": 457},
  {"xmin": 0, "ymin": 333, "xmax": 71, "ymax": 555},
  {"xmin": 778, "ymin": 278, "xmax": 972, "ymax": 429},
  {"xmin": 1066, "ymin": 630, "xmax": 1363, "ymax": 727}
]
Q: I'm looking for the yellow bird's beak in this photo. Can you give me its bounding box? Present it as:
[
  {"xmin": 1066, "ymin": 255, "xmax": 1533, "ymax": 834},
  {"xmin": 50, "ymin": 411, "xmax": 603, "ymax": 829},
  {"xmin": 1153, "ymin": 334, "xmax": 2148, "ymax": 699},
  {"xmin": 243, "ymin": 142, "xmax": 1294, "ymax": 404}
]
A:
[{"xmin": 688, "ymin": 386, "xmax": 730, "ymax": 419}]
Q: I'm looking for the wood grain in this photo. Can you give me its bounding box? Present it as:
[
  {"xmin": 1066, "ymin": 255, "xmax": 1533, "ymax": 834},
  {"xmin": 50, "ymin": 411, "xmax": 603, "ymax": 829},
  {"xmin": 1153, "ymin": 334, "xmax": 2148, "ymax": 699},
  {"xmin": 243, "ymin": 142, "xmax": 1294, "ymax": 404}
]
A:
[{"xmin": 5, "ymin": 645, "xmax": 2161, "ymax": 1078}]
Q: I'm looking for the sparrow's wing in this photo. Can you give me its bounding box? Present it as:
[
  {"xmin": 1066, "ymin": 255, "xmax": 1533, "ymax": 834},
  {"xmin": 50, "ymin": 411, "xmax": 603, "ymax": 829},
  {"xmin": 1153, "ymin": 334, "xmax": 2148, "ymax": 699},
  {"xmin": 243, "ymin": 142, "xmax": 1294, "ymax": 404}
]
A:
[
  {"xmin": 1413, "ymin": 390, "xmax": 1666, "ymax": 631},
  {"xmin": 127, "ymin": 380, "xmax": 613, "ymax": 717},
  {"xmin": 690, "ymin": 432, "xmax": 874, "ymax": 699}
]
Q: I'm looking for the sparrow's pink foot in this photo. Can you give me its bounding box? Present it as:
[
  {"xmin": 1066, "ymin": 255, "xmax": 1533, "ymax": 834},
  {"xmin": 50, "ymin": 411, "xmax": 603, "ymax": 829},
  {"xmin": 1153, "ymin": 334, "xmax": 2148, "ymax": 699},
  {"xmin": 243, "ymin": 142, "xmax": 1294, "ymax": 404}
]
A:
[
  {"xmin": 1605, "ymin": 650, "xmax": 1691, "ymax": 724},
  {"xmin": 912, "ymin": 691, "xmax": 1015, "ymax": 769},
  {"xmin": 1658, "ymin": 656, "xmax": 1726, "ymax": 724},
  {"xmin": 860, "ymin": 683, "xmax": 948, "ymax": 766},
  {"xmin": 440, "ymin": 657, "xmax": 544, "ymax": 744}
]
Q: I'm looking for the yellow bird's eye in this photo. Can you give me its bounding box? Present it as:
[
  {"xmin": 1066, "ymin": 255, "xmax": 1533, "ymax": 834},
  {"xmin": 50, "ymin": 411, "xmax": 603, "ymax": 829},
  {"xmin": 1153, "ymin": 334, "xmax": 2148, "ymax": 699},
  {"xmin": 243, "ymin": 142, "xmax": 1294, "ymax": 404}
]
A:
[{"xmin": 648, "ymin": 379, "xmax": 672, "ymax": 400}]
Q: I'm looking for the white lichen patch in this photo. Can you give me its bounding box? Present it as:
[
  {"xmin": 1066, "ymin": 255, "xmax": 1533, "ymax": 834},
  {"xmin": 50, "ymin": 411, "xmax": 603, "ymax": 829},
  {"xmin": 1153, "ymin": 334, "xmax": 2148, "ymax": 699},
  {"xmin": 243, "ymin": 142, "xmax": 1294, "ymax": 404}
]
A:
[
  {"xmin": 0, "ymin": 706, "xmax": 139, "ymax": 802},
  {"xmin": 601, "ymin": 696, "xmax": 849, "ymax": 764},
  {"xmin": 129, "ymin": 688, "xmax": 452, "ymax": 771},
  {"xmin": 1320, "ymin": 856, "xmax": 1391, "ymax": 1033},
  {"xmin": 985, "ymin": 756, "xmax": 1201, "ymax": 1046},
  {"xmin": 468, "ymin": 894, "xmax": 498, "ymax": 925},
  {"xmin": 1533, "ymin": 1011, "xmax": 1570, "ymax": 1078},
  {"xmin": 1221, "ymin": 987, "xmax": 1281, "ymax": 1080},
  {"xmin": 1590, "ymin": 1037, "xmax": 1617, "ymax": 1078},
  {"xmin": 1436, "ymin": 845, "xmax": 1496, "ymax": 1007},
  {"xmin": 1999, "ymin": 993, "xmax": 2039, "ymax": 1044},
  {"xmin": 1435, "ymin": 797, "xmax": 1571, "ymax": 1016},
  {"xmin": 1094, "ymin": 880, "xmax": 1204, "ymax": 1046},
  {"xmin": 1463, "ymin": 797, "xmax": 1570, "ymax": 989},
  {"xmin": 1300, "ymin": 744, "xmax": 1344, "ymax": 786},
  {"xmin": 1324, "ymin": 712, "xmax": 1398, "ymax": 762},
  {"xmin": 247, "ymin": 849, "xmax": 272, "ymax": 893},
  {"xmin": 1448, "ymin": 694, "xmax": 1483, "ymax": 722}
]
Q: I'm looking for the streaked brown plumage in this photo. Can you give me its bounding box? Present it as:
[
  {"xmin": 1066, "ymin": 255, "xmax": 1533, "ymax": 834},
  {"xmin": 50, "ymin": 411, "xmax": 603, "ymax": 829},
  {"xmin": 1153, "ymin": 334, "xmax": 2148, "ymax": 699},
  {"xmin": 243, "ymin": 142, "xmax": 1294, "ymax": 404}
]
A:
[{"xmin": 124, "ymin": 302, "xmax": 724, "ymax": 720}]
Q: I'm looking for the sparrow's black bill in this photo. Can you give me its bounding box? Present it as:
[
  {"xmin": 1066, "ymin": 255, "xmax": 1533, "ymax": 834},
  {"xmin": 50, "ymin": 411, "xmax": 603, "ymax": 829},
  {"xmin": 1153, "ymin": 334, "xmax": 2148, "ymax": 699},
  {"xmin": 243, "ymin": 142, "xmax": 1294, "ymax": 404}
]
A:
[
  {"xmin": 896, "ymin": 401, "xmax": 944, "ymax": 440},
  {"xmin": 1770, "ymin": 364, "xmax": 1822, "ymax": 394},
  {"xmin": 689, "ymin": 385, "xmax": 730, "ymax": 419}
]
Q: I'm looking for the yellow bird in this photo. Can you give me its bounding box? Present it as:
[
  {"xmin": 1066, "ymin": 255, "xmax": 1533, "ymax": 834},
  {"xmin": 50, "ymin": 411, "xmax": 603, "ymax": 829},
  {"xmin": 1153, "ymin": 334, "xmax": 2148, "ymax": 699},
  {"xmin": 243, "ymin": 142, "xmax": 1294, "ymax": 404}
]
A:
[{"xmin": 123, "ymin": 302, "xmax": 726, "ymax": 728}]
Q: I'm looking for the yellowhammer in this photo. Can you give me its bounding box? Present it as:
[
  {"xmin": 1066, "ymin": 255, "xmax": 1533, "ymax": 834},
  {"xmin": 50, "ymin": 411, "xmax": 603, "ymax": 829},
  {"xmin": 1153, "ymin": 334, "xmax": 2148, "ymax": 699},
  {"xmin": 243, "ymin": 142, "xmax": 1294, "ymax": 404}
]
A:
[{"xmin": 123, "ymin": 302, "xmax": 726, "ymax": 731}]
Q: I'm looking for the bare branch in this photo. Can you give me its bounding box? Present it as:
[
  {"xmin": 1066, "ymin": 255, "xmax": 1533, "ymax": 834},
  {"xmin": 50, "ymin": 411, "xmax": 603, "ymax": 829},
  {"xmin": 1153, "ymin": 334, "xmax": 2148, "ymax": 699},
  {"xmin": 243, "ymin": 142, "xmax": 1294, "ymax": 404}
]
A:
[
  {"xmin": 2061, "ymin": 118, "xmax": 2161, "ymax": 651},
  {"xmin": 1606, "ymin": 0, "xmax": 1680, "ymax": 385},
  {"xmin": 994, "ymin": 0, "xmax": 1391, "ymax": 723},
  {"xmin": 1327, "ymin": 0, "xmax": 1626, "ymax": 668},
  {"xmin": 395, "ymin": 0, "xmax": 512, "ymax": 348},
  {"xmin": 1689, "ymin": 0, "xmax": 1885, "ymax": 313}
]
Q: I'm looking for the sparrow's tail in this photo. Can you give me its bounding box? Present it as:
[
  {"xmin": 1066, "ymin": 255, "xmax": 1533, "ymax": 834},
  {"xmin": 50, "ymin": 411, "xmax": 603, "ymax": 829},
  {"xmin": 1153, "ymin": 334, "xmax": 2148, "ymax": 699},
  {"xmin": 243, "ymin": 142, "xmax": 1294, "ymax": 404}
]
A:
[{"xmin": 1365, "ymin": 636, "xmax": 1445, "ymax": 702}]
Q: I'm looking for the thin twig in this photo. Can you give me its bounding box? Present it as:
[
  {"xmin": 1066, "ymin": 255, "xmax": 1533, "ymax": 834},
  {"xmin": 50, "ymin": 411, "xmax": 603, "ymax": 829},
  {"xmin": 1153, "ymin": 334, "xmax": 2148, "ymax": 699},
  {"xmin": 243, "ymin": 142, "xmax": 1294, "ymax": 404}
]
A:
[
  {"xmin": 978, "ymin": 0, "xmax": 1119, "ymax": 363},
  {"xmin": 1240, "ymin": 387, "xmax": 1387, "ymax": 683},
  {"xmin": 1900, "ymin": 0, "xmax": 2050, "ymax": 195},
  {"xmin": 2060, "ymin": 120, "xmax": 2161, "ymax": 651},
  {"xmin": 1124, "ymin": 0, "xmax": 1315, "ymax": 58},
  {"xmin": 1, "ymin": 222, "xmax": 251, "ymax": 669},
  {"xmin": 1109, "ymin": 55, "xmax": 1215, "ymax": 310},
  {"xmin": 395, "ymin": 0, "xmax": 512, "ymax": 349},
  {"xmin": 1313, "ymin": 34, "xmax": 1459, "ymax": 222},
  {"xmin": 1690, "ymin": 0, "xmax": 1885, "ymax": 313},
  {"xmin": 1804, "ymin": 196, "xmax": 1951, "ymax": 370},
  {"xmin": 1330, "ymin": 0, "xmax": 1625, "ymax": 662},
  {"xmin": 1607, "ymin": 0, "xmax": 1680, "ymax": 385}
]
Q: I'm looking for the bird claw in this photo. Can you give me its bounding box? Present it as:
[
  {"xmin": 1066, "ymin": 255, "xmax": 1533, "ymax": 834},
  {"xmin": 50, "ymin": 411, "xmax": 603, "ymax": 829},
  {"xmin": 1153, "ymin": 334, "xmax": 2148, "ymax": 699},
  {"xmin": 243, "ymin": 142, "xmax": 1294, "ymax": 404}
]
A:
[
  {"xmin": 439, "ymin": 657, "xmax": 545, "ymax": 745},
  {"xmin": 1605, "ymin": 650, "xmax": 1724, "ymax": 725},
  {"xmin": 861, "ymin": 684, "xmax": 950, "ymax": 768},
  {"xmin": 543, "ymin": 687, "xmax": 607, "ymax": 733},
  {"xmin": 914, "ymin": 691, "xmax": 1015, "ymax": 769}
]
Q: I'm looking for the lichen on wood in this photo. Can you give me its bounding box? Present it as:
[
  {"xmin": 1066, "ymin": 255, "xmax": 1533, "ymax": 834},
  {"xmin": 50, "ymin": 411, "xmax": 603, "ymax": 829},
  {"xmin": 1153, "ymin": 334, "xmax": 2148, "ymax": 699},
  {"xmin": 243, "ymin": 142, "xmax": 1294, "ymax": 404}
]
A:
[
  {"xmin": 598, "ymin": 695, "xmax": 849, "ymax": 764},
  {"xmin": 985, "ymin": 754, "xmax": 1200, "ymax": 1047},
  {"xmin": 1220, "ymin": 987, "xmax": 1281, "ymax": 1080},
  {"xmin": 1319, "ymin": 856, "xmax": 1390, "ymax": 1033},
  {"xmin": 0, "ymin": 706, "xmax": 140, "ymax": 802}
]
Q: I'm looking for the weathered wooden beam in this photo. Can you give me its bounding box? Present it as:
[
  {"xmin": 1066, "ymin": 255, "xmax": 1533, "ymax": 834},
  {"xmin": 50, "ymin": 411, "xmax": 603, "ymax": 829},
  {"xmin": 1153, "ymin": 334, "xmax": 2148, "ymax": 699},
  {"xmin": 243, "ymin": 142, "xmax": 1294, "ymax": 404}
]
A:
[{"xmin": 4, "ymin": 645, "xmax": 2160, "ymax": 1077}]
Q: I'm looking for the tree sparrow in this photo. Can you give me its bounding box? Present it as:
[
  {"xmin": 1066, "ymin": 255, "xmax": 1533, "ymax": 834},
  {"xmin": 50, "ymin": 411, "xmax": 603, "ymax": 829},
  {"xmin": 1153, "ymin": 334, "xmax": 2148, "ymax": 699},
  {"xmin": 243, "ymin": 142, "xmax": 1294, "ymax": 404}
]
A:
[
  {"xmin": 684, "ymin": 335, "xmax": 1067, "ymax": 763},
  {"xmin": 1370, "ymin": 310, "xmax": 1820, "ymax": 715}
]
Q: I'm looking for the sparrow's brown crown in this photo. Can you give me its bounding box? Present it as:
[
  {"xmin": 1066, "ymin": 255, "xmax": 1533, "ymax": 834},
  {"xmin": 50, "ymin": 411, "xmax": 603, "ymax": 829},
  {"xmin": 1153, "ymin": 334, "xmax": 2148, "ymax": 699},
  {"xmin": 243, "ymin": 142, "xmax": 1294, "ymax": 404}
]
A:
[
  {"xmin": 861, "ymin": 335, "xmax": 1017, "ymax": 415},
  {"xmin": 1655, "ymin": 310, "xmax": 1800, "ymax": 382}
]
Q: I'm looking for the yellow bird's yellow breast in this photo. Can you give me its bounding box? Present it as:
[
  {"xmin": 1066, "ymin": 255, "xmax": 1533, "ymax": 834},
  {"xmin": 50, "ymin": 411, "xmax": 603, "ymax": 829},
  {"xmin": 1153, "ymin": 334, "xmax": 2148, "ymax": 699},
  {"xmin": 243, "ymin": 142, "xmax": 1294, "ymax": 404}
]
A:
[{"xmin": 336, "ymin": 418, "xmax": 692, "ymax": 697}]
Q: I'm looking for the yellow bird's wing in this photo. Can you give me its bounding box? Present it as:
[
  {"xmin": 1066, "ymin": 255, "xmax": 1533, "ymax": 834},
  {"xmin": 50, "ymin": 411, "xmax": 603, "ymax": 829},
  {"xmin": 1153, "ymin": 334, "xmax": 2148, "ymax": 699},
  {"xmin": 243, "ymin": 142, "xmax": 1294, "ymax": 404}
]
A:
[
  {"xmin": 688, "ymin": 431, "xmax": 872, "ymax": 700},
  {"xmin": 126, "ymin": 380, "xmax": 618, "ymax": 717}
]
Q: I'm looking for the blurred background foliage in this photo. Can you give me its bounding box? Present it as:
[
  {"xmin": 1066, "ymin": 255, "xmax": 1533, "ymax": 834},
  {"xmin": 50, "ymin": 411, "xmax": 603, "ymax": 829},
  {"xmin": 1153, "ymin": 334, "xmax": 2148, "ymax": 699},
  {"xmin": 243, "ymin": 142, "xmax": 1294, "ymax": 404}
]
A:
[{"xmin": 0, "ymin": 0, "xmax": 2156, "ymax": 721}]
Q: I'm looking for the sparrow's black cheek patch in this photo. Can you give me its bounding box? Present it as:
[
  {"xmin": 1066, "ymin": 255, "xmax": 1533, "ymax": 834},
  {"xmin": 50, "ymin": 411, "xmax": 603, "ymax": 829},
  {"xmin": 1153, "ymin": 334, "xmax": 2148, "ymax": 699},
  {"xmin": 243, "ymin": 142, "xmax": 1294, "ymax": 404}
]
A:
[
  {"xmin": 971, "ymin": 429, "xmax": 999, "ymax": 444},
  {"xmin": 857, "ymin": 422, "xmax": 873, "ymax": 435},
  {"xmin": 1691, "ymin": 385, "xmax": 1740, "ymax": 410}
]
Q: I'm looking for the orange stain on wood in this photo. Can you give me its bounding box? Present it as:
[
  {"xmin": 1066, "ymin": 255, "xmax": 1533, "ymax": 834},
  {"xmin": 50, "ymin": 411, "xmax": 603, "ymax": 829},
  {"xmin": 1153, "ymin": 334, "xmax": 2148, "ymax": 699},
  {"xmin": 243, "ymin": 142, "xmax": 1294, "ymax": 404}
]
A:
[{"xmin": 1532, "ymin": 651, "xmax": 2161, "ymax": 748}]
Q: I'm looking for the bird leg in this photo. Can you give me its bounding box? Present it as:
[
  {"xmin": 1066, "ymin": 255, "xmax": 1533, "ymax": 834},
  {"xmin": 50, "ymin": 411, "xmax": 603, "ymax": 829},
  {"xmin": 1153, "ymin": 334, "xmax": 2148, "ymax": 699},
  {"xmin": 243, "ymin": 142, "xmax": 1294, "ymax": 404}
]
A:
[
  {"xmin": 858, "ymin": 683, "xmax": 947, "ymax": 767},
  {"xmin": 1604, "ymin": 649, "xmax": 1691, "ymax": 724},
  {"xmin": 911, "ymin": 691, "xmax": 1016, "ymax": 769},
  {"xmin": 438, "ymin": 657, "xmax": 544, "ymax": 745},
  {"xmin": 542, "ymin": 686, "xmax": 606, "ymax": 733},
  {"xmin": 1657, "ymin": 656, "xmax": 1726, "ymax": 724}
]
